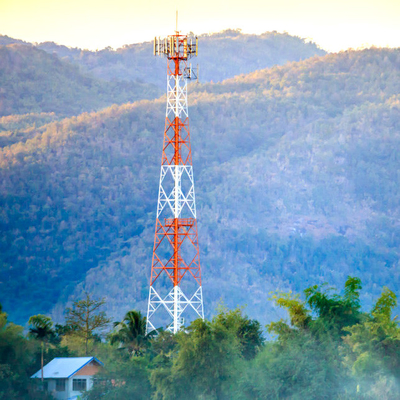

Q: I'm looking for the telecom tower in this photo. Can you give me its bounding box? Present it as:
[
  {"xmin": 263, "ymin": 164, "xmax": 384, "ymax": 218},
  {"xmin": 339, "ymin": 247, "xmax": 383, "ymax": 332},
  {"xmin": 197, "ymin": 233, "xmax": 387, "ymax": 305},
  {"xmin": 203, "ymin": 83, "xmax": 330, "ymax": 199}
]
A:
[{"xmin": 146, "ymin": 31, "xmax": 204, "ymax": 334}]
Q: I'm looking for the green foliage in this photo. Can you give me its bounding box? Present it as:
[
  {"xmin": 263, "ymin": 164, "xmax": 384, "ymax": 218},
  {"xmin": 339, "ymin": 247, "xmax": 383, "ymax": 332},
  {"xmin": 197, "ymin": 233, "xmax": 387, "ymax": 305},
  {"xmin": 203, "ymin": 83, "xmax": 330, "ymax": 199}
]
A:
[
  {"xmin": 269, "ymin": 292, "xmax": 311, "ymax": 330},
  {"xmin": 343, "ymin": 287, "xmax": 400, "ymax": 398},
  {"xmin": 0, "ymin": 280, "xmax": 400, "ymax": 399},
  {"xmin": 28, "ymin": 314, "xmax": 57, "ymax": 383},
  {"xmin": 65, "ymin": 294, "xmax": 110, "ymax": 355},
  {"xmin": 28, "ymin": 315, "xmax": 55, "ymax": 343},
  {"xmin": 372, "ymin": 287, "xmax": 397, "ymax": 320},
  {"xmin": 0, "ymin": 310, "xmax": 29, "ymax": 398},
  {"xmin": 82, "ymin": 281, "xmax": 400, "ymax": 399},
  {"xmin": 108, "ymin": 310, "xmax": 150, "ymax": 356},
  {"xmin": 151, "ymin": 316, "xmax": 242, "ymax": 400},
  {"xmin": 304, "ymin": 277, "xmax": 363, "ymax": 336},
  {"xmin": 269, "ymin": 277, "xmax": 363, "ymax": 344},
  {"xmin": 214, "ymin": 307, "xmax": 264, "ymax": 359},
  {"xmin": 246, "ymin": 279, "xmax": 400, "ymax": 399},
  {"xmin": 240, "ymin": 334, "xmax": 348, "ymax": 400},
  {"xmin": 84, "ymin": 356, "xmax": 153, "ymax": 400},
  {"xmin": 0, "ymin": 309, "xmax": 53, "ymax": 399},
  {"xmin": 150, "ymin": 330, "xmax": 178, "ymax": 362}
]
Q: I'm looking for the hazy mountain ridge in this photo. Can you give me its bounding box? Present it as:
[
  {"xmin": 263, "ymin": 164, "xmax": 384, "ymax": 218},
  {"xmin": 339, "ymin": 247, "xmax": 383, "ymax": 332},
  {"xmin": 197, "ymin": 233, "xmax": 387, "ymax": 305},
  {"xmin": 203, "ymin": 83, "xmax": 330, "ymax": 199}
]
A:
[
  {"xmin": 1, "ymin": 47, "xmax": 399, "ymax": 324},
  {"xmin": 0, "ymin": 30, "xmax": 326, "ymax": 88},
  {"xmin": 0, "ymin": 44, "xmax": 161, "ymax": 117},
  {"xmin": 0, "ymin": 35, "xmax": 28, "ymax": 46}
]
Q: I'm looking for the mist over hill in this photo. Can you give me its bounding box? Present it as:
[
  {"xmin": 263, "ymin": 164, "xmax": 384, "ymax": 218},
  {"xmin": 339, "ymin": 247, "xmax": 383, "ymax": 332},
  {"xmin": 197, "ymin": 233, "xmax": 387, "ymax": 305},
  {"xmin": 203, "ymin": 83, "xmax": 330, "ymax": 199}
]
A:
[{"xmin": 0, "ymin": 46, "xmax": 399, "ymax": 324}]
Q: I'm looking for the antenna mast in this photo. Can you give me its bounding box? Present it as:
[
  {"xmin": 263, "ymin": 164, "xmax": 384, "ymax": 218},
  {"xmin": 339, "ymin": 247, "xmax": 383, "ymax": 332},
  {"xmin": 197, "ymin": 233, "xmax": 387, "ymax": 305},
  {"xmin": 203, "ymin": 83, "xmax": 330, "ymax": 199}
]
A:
[{"xmin": 147, "ymin": 30, "xmax": 202, "ymax": 334}]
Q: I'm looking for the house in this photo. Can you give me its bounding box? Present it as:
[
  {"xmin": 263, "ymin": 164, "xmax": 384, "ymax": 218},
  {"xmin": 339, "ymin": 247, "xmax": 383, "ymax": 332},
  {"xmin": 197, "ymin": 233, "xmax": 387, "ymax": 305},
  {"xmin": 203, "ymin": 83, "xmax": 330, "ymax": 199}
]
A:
[{"xmin": 31, "ymin": 357, "xmax": 103, "ymax": 400}]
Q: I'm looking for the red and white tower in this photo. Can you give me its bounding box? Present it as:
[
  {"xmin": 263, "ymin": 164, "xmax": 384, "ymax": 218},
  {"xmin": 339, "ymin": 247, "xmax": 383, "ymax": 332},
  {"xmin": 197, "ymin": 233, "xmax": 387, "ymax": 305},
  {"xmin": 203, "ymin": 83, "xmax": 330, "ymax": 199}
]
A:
[{"xmin": 146, "ymin": 32, "xmax": 204, "ymax": 334}]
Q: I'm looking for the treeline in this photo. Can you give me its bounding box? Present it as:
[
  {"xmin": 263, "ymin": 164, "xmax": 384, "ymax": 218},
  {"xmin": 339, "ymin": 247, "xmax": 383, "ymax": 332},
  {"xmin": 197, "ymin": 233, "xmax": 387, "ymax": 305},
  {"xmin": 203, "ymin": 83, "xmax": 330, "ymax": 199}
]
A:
[
  {"xmin": 0, "ymin": 48, "xmax": 399, "ymax": 324},
  {"xmin": 1, "ymin": 278, "xmax": 399, "ymax": 399}
]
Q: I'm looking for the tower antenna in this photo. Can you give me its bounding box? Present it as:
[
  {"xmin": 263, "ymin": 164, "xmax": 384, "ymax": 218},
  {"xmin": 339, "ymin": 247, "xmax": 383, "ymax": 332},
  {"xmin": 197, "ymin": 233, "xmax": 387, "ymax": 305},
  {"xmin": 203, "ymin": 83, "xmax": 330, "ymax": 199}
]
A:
[{"xmin": 148, "ymin": 31, "xmax": 202, "ymax": 334}]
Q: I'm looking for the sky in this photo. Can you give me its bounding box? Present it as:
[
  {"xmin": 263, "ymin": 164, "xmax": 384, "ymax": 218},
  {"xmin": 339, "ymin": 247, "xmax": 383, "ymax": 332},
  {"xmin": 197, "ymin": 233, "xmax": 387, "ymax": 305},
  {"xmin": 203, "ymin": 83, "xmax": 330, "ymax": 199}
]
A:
[{"xmin": 0, "ymin": 0, "xmax": 399, "ymax": 52}]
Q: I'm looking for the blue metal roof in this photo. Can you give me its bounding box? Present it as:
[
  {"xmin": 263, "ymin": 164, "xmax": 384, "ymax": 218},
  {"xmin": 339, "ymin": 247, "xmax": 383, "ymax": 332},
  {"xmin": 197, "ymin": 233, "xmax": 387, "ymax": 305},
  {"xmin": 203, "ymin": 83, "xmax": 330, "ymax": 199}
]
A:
[{"xmin": 31, "ymin": 357, "xmax": 103, "ymax": 379}]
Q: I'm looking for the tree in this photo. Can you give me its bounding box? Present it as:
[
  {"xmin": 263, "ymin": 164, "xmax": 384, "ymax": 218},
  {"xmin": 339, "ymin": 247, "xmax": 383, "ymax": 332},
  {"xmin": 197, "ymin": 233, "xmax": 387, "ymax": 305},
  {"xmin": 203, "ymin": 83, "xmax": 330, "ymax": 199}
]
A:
[
  {"xmin": 28, "ymin": 315, "xmax": 55, "ymax": 382},
  {"xmin": 109, "ymin": 310, "xmax": 150, "ymax": 356},
  {"xmin": 344, "ymin": 287, "xmax": 400, "ymax": 398},
  {"xmin": 268, "ymin": 291, "xmax": 311, "ymax": 333},
  {"xmin": 260, "ymin": 277, "xmax": 365, "ymax": 399},
  {"xmin": 83, "ymin": 357, "xmax": 153, "ymax": 400},
  {"xmin": 0, "ymin": 308, "xmax": 31, "ymax": 399},
  {"xmin": 65, "ymin": 294, "xmax": 110, "ymax": 355},
  {"xmin": 151, "ymin": 316, "xmax": 242, "ymax": 400},
  {"xmin": 213, "ymin": 307, "xmax": 264, "ymax": 360},
  {"xmin": 304, "ymin": 276, "xmax": 363, "ymax": 337}
]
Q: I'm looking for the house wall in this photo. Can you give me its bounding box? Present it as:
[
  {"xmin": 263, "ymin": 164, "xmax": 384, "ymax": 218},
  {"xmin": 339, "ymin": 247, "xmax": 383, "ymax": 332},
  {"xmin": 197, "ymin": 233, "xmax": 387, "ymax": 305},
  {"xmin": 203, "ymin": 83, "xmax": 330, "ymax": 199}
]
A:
[
  {"xmin": 45, "ymin": 376, "xmax": 94, "ymax": 400},
  {"xmin": 75, "ymin": 362, "xmax": 101, "ymax": 376},
  {"xmin": 47, "ymin": 379, "xmax": 56, "ymax": 393},
  {"xmin": 66, "ymin": 360, "xmax": 102, "ymax": 396},
  {"xmin": 68, "ymin": 375, "xmax": 94, "ymax": 397},
  {"xmin": 46, "ymin": 379, "xmax": 69, "ymax": 400}
]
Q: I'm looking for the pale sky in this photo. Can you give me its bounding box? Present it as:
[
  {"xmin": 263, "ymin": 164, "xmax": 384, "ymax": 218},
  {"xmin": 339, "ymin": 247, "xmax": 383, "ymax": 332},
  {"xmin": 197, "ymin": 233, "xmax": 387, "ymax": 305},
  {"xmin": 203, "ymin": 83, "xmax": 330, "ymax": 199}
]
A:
[{"xmin": 0, "ymin": 0, "xmax": 399, "ymax": 52}]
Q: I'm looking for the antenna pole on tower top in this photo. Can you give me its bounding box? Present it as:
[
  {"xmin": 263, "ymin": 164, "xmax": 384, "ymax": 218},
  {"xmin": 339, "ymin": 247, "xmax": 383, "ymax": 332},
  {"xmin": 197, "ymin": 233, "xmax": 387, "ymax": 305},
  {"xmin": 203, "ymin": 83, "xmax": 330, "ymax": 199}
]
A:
[{"xmin": 147, "ymin": 30, "xmax": 202, "ymax": 334}]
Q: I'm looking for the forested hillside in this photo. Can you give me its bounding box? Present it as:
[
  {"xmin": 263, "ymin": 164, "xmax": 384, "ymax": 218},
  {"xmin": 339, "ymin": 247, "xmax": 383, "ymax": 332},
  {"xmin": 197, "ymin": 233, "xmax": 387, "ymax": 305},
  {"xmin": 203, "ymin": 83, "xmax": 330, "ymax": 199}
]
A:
[
  {"xmin": 1, "ymin": 30, "xmax": 326, "ymax": 87},
  {"xmin": 0, "ymin": 113, "xmax": 59, "ymax": 147},
  {"xmin": 0, "ymin": 47, "xmax": 399, "ymax": 324},
  {"xmin": 0, "ymin": 44, "xmax": 161, "ymax": 117}
]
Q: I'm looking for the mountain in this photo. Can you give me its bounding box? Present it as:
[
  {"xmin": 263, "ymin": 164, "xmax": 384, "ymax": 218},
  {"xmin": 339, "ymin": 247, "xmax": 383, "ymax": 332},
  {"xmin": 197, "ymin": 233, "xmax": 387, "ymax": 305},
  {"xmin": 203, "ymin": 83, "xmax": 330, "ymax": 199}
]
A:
[
  {"xmin": 37, "ymin": 30, "xmax": 326, "ymax": 87},
  {"xmin": 0, "ymin": 44, "xmax": 161, "ymax": 117},
  {"xmin": 0, "ymin": 35, "xmax": 28, "ymax": 45},
  {"xmin": 1, "ymin": 30, "xmax": 326, "ymax": 88},
  {"xmin": 0, "ymin": 47, "xmax": 399, "ymax": 325}
]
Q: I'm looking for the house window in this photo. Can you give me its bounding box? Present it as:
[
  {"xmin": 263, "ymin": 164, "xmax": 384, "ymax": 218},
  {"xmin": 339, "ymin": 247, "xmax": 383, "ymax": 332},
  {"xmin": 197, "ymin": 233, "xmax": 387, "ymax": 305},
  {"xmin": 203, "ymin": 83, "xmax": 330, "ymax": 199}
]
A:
[
  {"xmin": 73, "ymin": 378, "xmax": 86, "ymax": 391},
  {"xmin": 56, "ymin": 379, "xmax": 66, "ymax": 391}
]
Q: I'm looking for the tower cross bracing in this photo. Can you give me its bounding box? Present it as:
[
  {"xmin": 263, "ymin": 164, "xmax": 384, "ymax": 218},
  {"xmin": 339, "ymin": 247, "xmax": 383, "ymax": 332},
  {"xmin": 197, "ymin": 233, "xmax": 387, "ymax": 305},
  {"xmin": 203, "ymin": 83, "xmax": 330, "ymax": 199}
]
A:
[{"xmin": 146, "ymin": 32, "xmax": 203, "ymax": 334}]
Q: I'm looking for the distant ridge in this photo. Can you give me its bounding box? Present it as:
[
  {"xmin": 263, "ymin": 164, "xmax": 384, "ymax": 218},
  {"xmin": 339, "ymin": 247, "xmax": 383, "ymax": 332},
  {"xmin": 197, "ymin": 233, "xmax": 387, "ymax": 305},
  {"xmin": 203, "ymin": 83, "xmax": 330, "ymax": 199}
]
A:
[
  {"xmin": 1, "ymin": 48, "xmax": 399, "ymax": 324},
  {"xmin": 0, "ymin": 30, "xmax": 326, "ymax": 87},
  {"xmin": 0, "ymin": 35, "xmax": 28, "ymax": 46},
  {"xmin": 0, "ymin": 44, "xmax": 161, "ymax": 117}
]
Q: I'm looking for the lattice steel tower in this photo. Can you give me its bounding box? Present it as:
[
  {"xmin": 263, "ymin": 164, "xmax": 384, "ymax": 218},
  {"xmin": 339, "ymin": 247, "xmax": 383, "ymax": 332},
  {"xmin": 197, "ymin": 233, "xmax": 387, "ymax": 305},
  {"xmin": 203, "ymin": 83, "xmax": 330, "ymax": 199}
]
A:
[{"xmin": 146, "ymin": 32, "xmax": 203, "ymax": 334}]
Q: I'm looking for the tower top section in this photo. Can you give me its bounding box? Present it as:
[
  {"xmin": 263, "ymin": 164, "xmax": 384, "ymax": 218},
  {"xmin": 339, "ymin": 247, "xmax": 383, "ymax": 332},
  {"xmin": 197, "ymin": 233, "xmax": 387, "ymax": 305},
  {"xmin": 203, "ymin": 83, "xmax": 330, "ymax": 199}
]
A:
[{"xmin": 153, "ymin": 33, "xmax": 198, "ymax": 60}]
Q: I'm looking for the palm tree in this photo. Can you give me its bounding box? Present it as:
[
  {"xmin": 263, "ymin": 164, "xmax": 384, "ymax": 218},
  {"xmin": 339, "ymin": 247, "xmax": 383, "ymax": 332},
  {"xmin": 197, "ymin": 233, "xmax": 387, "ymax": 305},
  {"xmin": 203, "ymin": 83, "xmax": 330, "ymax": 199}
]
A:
[
  {"xmin": 109, "ymin": 310, "xmax": 152, "ymax": 356},
  {"xmin": 28, "ymin": 314, "xmax": 55, "ymax": 382}
]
